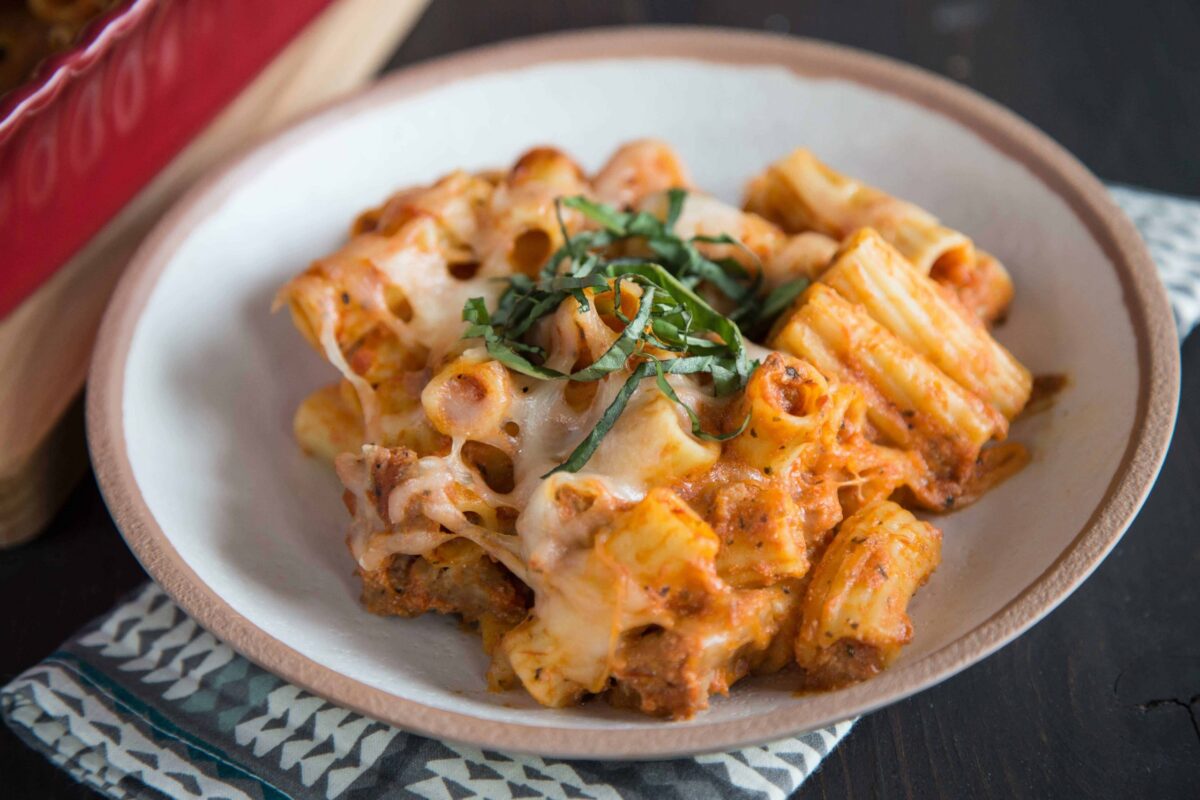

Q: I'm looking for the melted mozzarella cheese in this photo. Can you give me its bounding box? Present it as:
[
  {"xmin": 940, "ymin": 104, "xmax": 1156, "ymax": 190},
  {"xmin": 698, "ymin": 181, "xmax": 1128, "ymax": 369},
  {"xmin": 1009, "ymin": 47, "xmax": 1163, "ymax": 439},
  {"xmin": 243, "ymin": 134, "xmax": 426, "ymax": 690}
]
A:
[
  {"xmin": 303, "ymin": 154, "xmax": 806, "ymax": 711},
  {"xmin": 359, "ymin": 227, "xmax": 502, "ymax": 362}
]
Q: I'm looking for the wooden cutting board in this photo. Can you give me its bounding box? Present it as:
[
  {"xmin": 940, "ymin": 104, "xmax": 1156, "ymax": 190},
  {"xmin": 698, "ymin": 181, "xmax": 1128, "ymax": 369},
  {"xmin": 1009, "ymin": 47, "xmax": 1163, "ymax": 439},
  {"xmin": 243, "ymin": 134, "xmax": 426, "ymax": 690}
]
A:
[{"xmin": 0, "ymin": 0, "xmax": 428, "ymax": 547}]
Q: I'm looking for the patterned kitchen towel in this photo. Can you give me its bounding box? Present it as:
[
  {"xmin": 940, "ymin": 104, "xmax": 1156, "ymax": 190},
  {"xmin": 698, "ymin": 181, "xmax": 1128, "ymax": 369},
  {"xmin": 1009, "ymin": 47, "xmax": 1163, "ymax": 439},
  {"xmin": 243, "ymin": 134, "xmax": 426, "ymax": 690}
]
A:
[
  {"xmin": 3, "ymin": 186, "xmax": 1197, "ymax": 800},
  {"xmin": 1, "ymin": 584, "xmax": 852, "ymax": 800},
  {"xmin": 1109, "ymin": 185, "xmax": 1200, "ymax": 338}
]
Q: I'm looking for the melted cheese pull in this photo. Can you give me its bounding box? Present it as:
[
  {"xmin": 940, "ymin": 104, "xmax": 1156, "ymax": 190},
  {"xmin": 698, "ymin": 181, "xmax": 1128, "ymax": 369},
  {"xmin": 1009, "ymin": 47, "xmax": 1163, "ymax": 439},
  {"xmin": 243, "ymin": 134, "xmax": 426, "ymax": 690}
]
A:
[
  {"xmin": 503, "ymin": 483, "xmax": 792, "ymax": 716},
  {"xmin": 276, "ymin": 140, "xmax": 1043, "ymax": 719}
]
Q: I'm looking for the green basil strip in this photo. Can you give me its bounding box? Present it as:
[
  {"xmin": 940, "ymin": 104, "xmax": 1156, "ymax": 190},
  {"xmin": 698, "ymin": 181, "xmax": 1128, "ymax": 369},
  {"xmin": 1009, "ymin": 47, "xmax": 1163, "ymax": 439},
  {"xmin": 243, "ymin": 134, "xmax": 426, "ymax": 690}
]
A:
[
  {"xmin": 561, "ymin": 195, "xmax": 632, "ymax": 233},
  {"xmin": 654, "ymin": 360, "xmax": 750, "ymax": 442},
  {"xmin": 756, "ymin": 277, "xmax": 810, "ymax": 326},
  {"xmin": 603, "ymin": 261, "xmax": 711, "ymax": 311},
  {"xmin": 569, "ymin": 287, "xmax": 591, "ymax": 312},
  {"xmin": 645, "ymin": 237, "xmax": 688, "ymax": 267},
  {"xmin": 569, "ymin": 286, "xmax": 656, "ymax": 381},
  {"xmin": 676, "ymin": 248, "xmax": 752, "ymax": 302},
  {"xmin": 501, "ymin": 338, "xmax": 546, "ymax": 356},
  {"xmin": 543, "ymin": 361, "xmax": 656, "ymax": 477},
  {"xmin": 706, "ymin": 252, "xmax": 753, "ymax": 286},
  {"xmin": 544, "ymin": 202, "xmax": 615, "ymax": 280},
  {"xmin": 691, "ymin": 234, "xmax": 762, "ymax": 276},
  {"xmin": 553, "ymin": 197, "xmax": 581, "ymax": 263},
  {"xmin": 602, "ymin": 261, "xmax": 753, "ymax": 386},
  {"xmin": 665, "ymin": 187, "xmax": 687, "ymax": 230},
  {"xmin": 649, "ymin": 317, "xmax": 684, "ymax": 346},
  {"xmin": 462, "ymin": 296, "xmax": 491, "ymax": 325},
  {"xmin": 611, "ymin": 276, "xmax": 632, "ymax": 325},
  {"xmin": 626, "ymin": 210, "xmax": 666, "ymax": 238},
  {"xmin": 507, "ymin": 292, "xmax": 567, "ymax": 338},
  {"xmin": 548, "ymin": 274, "xmax": 609, "ymax": 292},
  {"xmin": 463, "ymin": 191, "xmax": 770, "ymax": 476},
  {"xmin": 485, "ymin": 339, "xmax": 566, "ymax": 381}
]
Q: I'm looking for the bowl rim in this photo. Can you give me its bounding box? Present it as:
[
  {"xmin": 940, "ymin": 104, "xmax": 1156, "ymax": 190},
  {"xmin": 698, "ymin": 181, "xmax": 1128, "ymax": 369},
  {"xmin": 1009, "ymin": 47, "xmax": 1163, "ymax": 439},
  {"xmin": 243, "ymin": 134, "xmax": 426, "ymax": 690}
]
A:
[{"xmin": 87, "ymin": 26, "xmax": 1181, "ymax": 759}]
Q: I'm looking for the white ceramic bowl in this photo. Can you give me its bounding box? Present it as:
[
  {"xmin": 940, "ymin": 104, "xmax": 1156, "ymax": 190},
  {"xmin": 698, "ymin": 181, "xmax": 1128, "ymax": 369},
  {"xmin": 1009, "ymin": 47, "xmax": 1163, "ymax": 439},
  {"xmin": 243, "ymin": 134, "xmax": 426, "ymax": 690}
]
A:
[{"xmin": 88, "ymin": 28, "xmax": 1179, "ymax": 759}]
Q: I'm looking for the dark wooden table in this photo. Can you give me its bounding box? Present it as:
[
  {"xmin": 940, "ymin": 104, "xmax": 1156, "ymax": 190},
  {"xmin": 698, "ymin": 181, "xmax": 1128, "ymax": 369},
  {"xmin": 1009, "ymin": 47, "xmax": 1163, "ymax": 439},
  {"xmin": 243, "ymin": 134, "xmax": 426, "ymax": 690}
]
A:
[{"xmin": 4, "ymin": 1, "xmax": 1198, "ymax": 797}]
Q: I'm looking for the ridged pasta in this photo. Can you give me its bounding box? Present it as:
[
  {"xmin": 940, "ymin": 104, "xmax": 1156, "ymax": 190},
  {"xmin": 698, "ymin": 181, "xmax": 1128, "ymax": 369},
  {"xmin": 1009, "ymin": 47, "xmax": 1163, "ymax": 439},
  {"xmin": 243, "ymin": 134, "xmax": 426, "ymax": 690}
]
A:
[
  {"xmin": 293, "ymin": 382, "xmax": 365, "ymax": 463},
  {"xmin": 278, "ymin": 141, "xmax": 1041, "ymax": 719},
  {"xmin": 593, "ymin": 138, "xmax": 694, "ymax": 209},
  {"xmin": 585, "ymin": 388, "xmax": 722, "ymax": 485},
  {"xmin": 770, "ymin": 284, "xmax": 1006, "ymax": 501},
  {"xmin": 820, "ymin": 229, "xmax": 1032, "ymax": 419},
  {"xmin": 744, "ymin": 148, "xmax": 1014, "ymax": 323},
  {"xmin": 421, "ymin": 355, "xmax": 516, "ymax": 444},
  {"xmin": 795, "ymin": 499, "xmax": 941, "ymax": 688},
  {"xmin": 725, "ymin": 352, "xmax": 916, "ymax": 514},
  {"xmin": 706, "ymin": 483, "xmax": 810, "ymax": 590},
  {"xmin": 743, "ymin": 148, "xmax": 971, "ymax": 274},
  {"xmin": 763, "ymin": 231, "xmax": 840, "ymax": 287},
  {"xmin": 502, "ymin": 487, "xmax": 730, "ymax": 709},
  {"xmin": 482, "ymin": 147, "xmax": 591, "ymax": 277}
]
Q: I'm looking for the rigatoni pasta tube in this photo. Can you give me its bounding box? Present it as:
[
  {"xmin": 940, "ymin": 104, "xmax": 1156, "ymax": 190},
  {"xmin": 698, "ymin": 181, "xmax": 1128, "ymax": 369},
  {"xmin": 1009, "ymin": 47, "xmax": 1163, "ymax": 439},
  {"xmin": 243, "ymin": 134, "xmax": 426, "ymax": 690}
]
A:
[
  {"xmin": 795, "ymin": 500, "xmax": 941, "ymax": 688},
  {"xmin": 587, "ymin": 388, "xmax": 721, "ymax": 485},
  {"xmin": 707, "ymin": 482, "xmax": 810, "ymax": 590},
  {"xmin": 293, "ymin": 383, "xmax": 364, "ymax": 462},
  {"xmin": 502, "ymin": 488, "xmax": 721, "ymax": 707},
  {"xmin": 956, "ymin": 249, "xmax": 1015, "ymax": 324},
  {"xmin": 421, "ymin": 355, "xmax": 514, "ymax": 442},
  {"xmin": 484, "ymin": 147, "xmax": 590, "ymax": 277},
  {"xmin": 723, "ymin": 352, "xmax": 838, "ymax": 473},
  {"xmin": 770, "ymin": 284, "xmax": 1005, "ymax": 467},
  {"xmin": 763, "ymin": 231, "xmax": 840, "ymax": 286},
  {"xmin": 593, "ymin": 139, "xmax": 694, "ymax": 209},
  {"xmin": 744, "ymin": 148, "xmax": 974, "ymax": 277},
  {"xmin": 821, "ymin": 229, "xmax": 1032, "ymax": 419}
]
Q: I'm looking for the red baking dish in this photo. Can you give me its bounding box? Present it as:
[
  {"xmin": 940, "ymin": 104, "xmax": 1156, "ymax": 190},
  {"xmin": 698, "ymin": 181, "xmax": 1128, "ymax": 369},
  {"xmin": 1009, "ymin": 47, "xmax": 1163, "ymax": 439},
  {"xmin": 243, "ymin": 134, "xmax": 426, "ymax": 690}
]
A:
[{"xmin": 0, "ymin": 0, "xmax": 333, "ymax": 318}]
